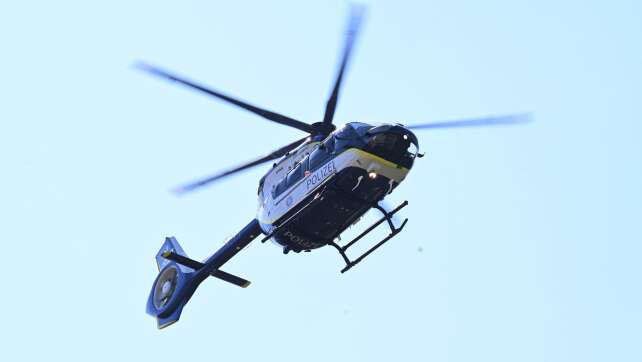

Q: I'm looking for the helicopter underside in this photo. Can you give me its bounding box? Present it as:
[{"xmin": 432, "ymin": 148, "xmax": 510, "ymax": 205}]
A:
[{"xmin": 267, "ymin": 166, "xmax": 400, "ymax": 252}]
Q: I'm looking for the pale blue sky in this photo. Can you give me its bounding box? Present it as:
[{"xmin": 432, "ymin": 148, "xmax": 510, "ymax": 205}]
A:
[{"xmin": 1, "ymin": 1, "xmax": 641, "ymax": 361}]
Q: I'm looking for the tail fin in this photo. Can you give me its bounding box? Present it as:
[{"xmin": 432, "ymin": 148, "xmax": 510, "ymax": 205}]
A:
[
  {"xmin": 146, "ymin": 237, "xmax": 200, "ymax": 329},
  {"xmin": 146, "ymin": 236, "xmax": 253, "ymax": 329},
  {"xmin": 154, "ymin": 237, "xmax": 191, "ymax": 272}
]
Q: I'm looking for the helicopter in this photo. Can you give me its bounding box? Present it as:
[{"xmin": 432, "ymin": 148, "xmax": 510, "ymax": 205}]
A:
[{"xmin": 138, "ymin": 6, "xmax": 530, "ymax": 329}]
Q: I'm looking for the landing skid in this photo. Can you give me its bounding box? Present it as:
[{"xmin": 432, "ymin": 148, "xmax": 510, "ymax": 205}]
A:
[{"xmin": 329, "ymin": 200, "xmax": 409, "ymax": 273}]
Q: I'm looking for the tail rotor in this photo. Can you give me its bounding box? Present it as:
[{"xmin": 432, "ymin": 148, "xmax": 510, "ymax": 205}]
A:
[{"xmin": 146, "ymin": 237, "xmax": 201, "ymax": 329}]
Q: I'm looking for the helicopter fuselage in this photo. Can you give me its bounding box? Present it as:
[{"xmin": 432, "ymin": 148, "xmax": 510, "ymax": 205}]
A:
[
  {"xmin": 257, "ymin": 122, "xmax": 419, "ymax": 252},
  {"xmin": 142, "ymin": 3, "xmax": 529, "ymax": 329}
]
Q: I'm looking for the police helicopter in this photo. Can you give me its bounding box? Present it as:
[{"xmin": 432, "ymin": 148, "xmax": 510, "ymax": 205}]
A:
[{"xmin": 138, "ymin": 6, "xmax": 530, "ymax": 329}]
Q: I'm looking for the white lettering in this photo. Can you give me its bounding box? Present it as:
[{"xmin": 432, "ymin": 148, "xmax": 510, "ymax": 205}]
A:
[{"xmin": 306, "ymin": 161, "xmax": 336, "ymax": 191}]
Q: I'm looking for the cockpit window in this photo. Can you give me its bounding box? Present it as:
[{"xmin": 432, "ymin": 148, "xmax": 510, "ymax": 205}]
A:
[
  {"xmin": 365, "ymin": 132, "xmax": 417, "ymax": 168},
  {"xmin": 407, "ymin": 142, "xmax": 418, "ymax": 158},
  {"xmin": 335, "ymin": 125, "xmax": 355, "ymax": 139},
  {"xmin": 350, "ymin": 122, "xmax": 372, "ymax": 137},
  {"xmin": 368, "ymin": 133, "xmax": 398, "ymax": 151}
]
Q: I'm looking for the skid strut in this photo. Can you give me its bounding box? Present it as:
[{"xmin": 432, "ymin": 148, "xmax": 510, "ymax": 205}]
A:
[{"xmin": 329, "ymin": 200, "xmax": 409, "ymax": 273}]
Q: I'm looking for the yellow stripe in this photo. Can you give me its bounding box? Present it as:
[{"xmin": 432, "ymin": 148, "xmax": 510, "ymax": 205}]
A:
[{"xmin": 348, "ymin": 148, "xmax": 409, "ymax": 172}]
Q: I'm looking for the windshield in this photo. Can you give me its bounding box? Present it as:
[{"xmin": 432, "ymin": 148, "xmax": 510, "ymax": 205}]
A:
[
  {"xmin": 367, "ymin": 133, "xmax": 399, "ymax": 152},
  {"xmin": 407, "ymin": 141, "xmax": 418, "ymax": 159},
  {"xmin": 365, "ymin": 132, "xmax": 417, "ymax": 168}
]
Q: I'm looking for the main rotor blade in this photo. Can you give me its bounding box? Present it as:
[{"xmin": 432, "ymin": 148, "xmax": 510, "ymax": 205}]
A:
[
  {"xmin": 172, "ymin": 136, "xmax": 309, "ymax": 195},
  {"xmin": 406, "ymin": 113, "xmax": 532, "ymax": 131},
  {"xmin": 321, "ymin": 5, "xmax": 366, "ymax": 127},
  {"xmin": 134, "ymin": 62, "xmax": 313, "ymax": 134}
]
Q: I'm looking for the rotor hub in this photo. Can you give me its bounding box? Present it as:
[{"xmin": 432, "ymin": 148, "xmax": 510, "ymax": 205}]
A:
[{"xmin": 310, "ymin": 122, "xmax": 336, "ymax": 137}]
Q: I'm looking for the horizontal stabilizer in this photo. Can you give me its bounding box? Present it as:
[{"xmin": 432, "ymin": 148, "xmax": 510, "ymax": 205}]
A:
[
  {"xmin": 162, "ymin": 250, "xmax": 251, "ymax": 288},
  {"xmin": 211, "ymin": 269, "xmax": 251, "ymax": 288}
]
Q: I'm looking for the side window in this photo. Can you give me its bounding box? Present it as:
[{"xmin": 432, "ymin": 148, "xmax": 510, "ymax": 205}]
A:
[
  {"xmin": 309, "ymin": 147, "xmax": 330, "ymax": 171},
  {"xmin": 271, "ymin": 158, "xmax": 310, "ymax": 198},
  {"xmin": 286, "ymin": 162, "xmax": 304, "ymax": 187},
  {"xmin": 273, "ymin": 179, "xmax": 288, "ymax": 197}
]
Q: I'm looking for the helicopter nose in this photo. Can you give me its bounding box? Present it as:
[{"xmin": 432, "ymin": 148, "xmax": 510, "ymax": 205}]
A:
[
  {"xmin": 367, "ymin": 124, "xmax": 417, "ymax": 144},
  {"xmin": 364, "ymin": 127, "xmax": 418, "ymax": 169}
]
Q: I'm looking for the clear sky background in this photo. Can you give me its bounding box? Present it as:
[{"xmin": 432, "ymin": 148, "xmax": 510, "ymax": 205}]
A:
[{"xmin": 1, "ymin": 1, "xmax": 641, "ymax": 361}]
